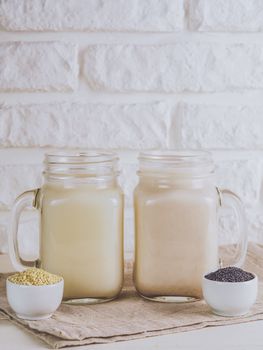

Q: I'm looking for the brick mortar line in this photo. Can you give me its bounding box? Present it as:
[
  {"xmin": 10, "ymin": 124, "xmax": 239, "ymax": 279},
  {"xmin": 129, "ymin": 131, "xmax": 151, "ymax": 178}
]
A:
[{"xmin": 1, "ymin": 32, "xmax": 263, "ymax": 44}]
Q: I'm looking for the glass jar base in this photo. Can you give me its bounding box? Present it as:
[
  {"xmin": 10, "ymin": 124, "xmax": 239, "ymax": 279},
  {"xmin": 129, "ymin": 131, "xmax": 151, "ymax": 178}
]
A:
[
  {"xmin": 62, "ymin": 296, "xmax": 116, "ymax": 305},
  {"xmin": 140, "ymin": 294, "xmax": 200, "ymax": 303}
]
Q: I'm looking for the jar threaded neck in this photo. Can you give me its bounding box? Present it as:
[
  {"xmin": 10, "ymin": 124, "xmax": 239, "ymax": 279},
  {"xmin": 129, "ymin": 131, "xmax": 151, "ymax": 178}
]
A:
[
  {"xmin": 43, "ymin": 152, "xmax": 119, "ymax": 182},
  {"xmin": 138, "ymin": 150, "xmax": 214, "ymax": 178}
]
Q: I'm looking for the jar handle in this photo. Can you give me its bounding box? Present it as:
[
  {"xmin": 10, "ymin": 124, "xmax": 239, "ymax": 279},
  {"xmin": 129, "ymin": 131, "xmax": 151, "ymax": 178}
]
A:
[
  {"xmin": 216, "ymin": 187, "xmax": 248, "ymax": 267},
  {"xmin": 8, "ymin": 189, "xmax": 40, "ymax": 272}
]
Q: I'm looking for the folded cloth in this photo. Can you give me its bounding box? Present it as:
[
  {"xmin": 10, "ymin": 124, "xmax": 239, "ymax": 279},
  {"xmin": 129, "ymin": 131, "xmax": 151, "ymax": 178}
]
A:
[
  {"xmin": 0, "ymin": 243, "xmax": 263, "ymax": 349},
  {"xmin": 0, "ymin": 311, "xmax": 8, "ymax": 319}
]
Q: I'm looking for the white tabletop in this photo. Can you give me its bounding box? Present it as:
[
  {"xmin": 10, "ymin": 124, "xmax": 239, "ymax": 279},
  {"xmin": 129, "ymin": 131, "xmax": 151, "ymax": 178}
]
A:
[{"xmin": 1, "ymin": 318, "xmax": 263, "ymax": 350}]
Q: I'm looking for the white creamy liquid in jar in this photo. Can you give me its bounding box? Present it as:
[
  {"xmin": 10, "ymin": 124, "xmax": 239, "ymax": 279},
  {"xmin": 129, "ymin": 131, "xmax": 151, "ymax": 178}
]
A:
[
  {"xmin": 40, "ymin": 182, "xmax": 124, "ymax": 300},
  {"xmin": 134, "ymin": 178, "xmax": 218, "ymax": 299}
]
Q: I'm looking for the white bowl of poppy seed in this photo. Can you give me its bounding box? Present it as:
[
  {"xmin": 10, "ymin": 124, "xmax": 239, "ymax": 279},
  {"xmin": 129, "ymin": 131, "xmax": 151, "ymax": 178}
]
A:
[{"xmin": 202, "ymin": 266, "xmax": 258, "ymax": 317}]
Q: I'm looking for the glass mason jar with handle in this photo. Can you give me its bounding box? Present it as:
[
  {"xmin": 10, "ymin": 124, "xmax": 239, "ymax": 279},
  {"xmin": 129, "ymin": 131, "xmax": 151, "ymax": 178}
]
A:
[
  {"xmin": 134, "ymin": 150, "xmax": 247, "ymax": 302},
  {"xmin": 9, "ymin": 152, "xmax": 124, "ymax": 304}
]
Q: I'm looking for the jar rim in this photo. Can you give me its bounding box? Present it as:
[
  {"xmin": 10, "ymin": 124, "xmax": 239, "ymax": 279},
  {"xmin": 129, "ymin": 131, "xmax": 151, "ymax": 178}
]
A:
[
  {"xmin": 139, "ymin": 149, "xmax": 211, "ymax": 162},
  {"xmin": 45, "ymin": 151, "xmax": 118, "ymax": 164},
  {"xmin": 43, "ymin": 151, "xmax": 119, "ymax": 181},
  {"xmin": 138, "ymin": 149, "xmax": 214, "ymax": 176}
]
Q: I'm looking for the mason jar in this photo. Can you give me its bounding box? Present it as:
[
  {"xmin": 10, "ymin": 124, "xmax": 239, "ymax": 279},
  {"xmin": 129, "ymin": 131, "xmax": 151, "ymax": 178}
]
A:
[
  {"xmin": 134, "ymin": 150, "xmax": 247, "ymax": 302},
  {"xmin": 9, "ymin": 152, "xmax": 124, "ymax": 304}
]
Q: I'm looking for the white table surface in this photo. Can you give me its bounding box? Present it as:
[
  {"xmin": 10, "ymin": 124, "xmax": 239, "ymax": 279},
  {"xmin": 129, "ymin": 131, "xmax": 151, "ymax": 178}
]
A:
[
  {"xmin": 1, "ymin": 318, "xmax": 263, "ymax": 350},
  {"xmin": 1, "ymin": 255, "xmax": 263, "ymax": 350}
]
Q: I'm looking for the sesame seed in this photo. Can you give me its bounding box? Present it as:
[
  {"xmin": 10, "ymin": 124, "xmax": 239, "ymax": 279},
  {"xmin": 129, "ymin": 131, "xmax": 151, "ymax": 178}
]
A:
[{"xmin": 8, "ymin": 268, "xmax": 62, "ymax": 286}]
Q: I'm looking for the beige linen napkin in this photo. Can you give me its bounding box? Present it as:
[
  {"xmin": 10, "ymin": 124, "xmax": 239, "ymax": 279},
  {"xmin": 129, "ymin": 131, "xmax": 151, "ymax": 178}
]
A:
[{"xmin": 0, "ymin": 243, "xmax": 263, "ymax": 349}]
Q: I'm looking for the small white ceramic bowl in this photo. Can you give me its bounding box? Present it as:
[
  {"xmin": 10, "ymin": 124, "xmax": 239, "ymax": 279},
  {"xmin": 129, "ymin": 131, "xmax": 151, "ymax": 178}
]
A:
[
  {"xmin": 202, "ymin": 273, "xmax": 258, "ymax": 317},
  {"xmin": 6, "ymin": 278, "xmax": 64, "ymax": 320}
]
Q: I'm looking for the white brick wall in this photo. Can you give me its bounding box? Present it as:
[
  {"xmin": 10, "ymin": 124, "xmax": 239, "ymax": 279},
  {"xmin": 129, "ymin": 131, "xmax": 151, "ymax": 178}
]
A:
[
  {"xmin": 83, "ymin": 43, "xmax": 263, "ymax": 92},
  {"xmin": 188, "ymin": 0, "xmax": 263, "ymax": 32},
  {"xmin": 0, "ymin": 0, "xmax": 184, "ymax": 32},
  {"xmin": 0, "ymin": 42, "xmax": 78, "ymax": 91},
  {"xmin": 0, "ymin": 102, "xmax": 170, "ymax": 148},
  {"xmin": 1, "ymin": 0, "xmax": 263, "ymax": 263},
  {"xmin": 173, "ymin": 104, "xmax": 263, "ymax": 149}
]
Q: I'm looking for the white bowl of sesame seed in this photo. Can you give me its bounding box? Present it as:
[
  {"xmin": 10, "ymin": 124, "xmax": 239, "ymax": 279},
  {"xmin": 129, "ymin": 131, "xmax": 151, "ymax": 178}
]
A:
[{"xmin": 6, "ymin": 268, "xmax": 64, "ymax": 320}]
